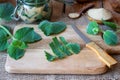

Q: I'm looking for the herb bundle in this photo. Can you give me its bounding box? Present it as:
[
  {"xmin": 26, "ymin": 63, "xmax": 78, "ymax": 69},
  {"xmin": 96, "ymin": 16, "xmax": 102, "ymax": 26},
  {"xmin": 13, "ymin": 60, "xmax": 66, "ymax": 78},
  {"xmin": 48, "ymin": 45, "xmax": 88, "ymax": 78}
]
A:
[
  {"xmin": 0, "ymin": 25, "xmax": 42, "ymax": 60},
  {"xmin": 86, "ymin": 21, "xmax": 119, "ymax": 45}
]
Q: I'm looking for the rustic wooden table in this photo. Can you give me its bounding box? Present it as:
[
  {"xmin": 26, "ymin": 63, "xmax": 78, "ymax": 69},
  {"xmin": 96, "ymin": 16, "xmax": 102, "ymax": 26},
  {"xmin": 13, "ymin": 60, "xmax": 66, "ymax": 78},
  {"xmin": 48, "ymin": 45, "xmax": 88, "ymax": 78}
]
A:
[{"xmin": 0, "ymin": 0, "xmax": 120, "ymax": 80}]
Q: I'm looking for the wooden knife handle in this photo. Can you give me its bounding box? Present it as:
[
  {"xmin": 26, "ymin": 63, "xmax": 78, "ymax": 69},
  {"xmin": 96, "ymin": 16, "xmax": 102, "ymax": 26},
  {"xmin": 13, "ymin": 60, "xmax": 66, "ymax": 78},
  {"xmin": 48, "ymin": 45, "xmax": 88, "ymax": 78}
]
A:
[{"xmin": 86, "ymin": 42, "xmax": 117, "ymax": 68}]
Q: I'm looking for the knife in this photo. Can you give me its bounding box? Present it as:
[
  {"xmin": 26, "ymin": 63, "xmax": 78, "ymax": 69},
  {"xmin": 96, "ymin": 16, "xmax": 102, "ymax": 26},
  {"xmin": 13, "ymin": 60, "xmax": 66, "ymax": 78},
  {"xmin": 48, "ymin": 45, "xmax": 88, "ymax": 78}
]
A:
[{"xmin": 71, "ymin": 24, "xmax": 117, "ymax": 68}]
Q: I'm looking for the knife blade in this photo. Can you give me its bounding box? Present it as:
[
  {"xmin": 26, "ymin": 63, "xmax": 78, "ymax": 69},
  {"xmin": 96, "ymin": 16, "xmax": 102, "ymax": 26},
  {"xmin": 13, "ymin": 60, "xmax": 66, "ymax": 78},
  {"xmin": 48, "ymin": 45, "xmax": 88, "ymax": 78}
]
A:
[{"xmin": 71, "ymin": 24, "xmax": 117, "ymax": 68}]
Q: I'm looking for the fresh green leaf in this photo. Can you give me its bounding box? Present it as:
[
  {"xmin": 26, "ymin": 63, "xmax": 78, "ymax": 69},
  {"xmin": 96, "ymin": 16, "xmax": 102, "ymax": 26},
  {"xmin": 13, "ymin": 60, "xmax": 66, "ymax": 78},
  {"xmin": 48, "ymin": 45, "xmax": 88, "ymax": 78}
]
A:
[
  {"xmin": 0, "ymin": 2, "xmax": 14, "ymax": 21},
  {"xmin": 7, "ymin": 40, "xmax": 27, "ymax": 60},
  {"xmin": 103, "ymin": 30, "xmax": 118, "ymax": 45},
  {"xmin": 45, "ymin": 51, "xmax": 56, "ymax": 62},
  {"xmin": 0, "ymin": 27, "xmax": 10, "ymax": 51},
  {"xmin": 87, "ymin": 21, "xmax": 100, "ymax": 35},
  {"xmin": 66, "ymin": 43, "xmax": 81, "ymax": 54},
  {"xmin": 102, "ymin": 20, "xmax": 117, "ymax": 30},
  {"xmin": 38, "ymin": 20, "xmax": 67, "ymax": 36},
  {"xmin": 14, "ymin": 27, "xmax": 42, "ymax": 43}
]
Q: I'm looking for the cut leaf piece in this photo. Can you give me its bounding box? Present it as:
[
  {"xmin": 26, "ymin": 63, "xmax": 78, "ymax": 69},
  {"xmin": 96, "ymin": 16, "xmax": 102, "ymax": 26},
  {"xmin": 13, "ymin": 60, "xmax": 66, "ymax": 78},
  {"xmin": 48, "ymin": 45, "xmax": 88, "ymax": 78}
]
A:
[
  {"xmin": 103, "ymin": 30, "xmax": 118, "ymax": 45},
  {"xmin": 38, "ymin": 20, "xmax": 67, "ymax": 36},
  {"xmin": 14, "ymin": 27, "xmax": 42, "ymax": 43},
  {"xmin": 66, "ymin": 43, "xmax": 81, "ymax": 54},
  {"xmin": 49, "ymin": 42, "xmax": 65, "ymax": 59},
  {"xmin": 87, "ymin": 21, "xmax": 100, "ymax": 35},
  {"xmin": 45, "ymin": 51, "xmax": 56, "ymax": 62}
]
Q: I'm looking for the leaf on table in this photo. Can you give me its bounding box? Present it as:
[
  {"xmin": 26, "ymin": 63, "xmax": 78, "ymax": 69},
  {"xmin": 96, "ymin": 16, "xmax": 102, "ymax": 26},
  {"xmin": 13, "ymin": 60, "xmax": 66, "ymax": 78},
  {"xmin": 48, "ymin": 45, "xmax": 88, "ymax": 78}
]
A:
[
  {"xmin": 0, "ymin": 2, "xmax": 14, "ymax": 21},
  {"xmin": 103, "ymin": 30, "xmax": 118, "ymax": 45},
  {"xmin": 14, "ymin": 27, "xmax": 42, "ymax": 43},
  {"xmin": 86, "ymin": 21, "xmax": 100, "ymax": 35},
  {"xmin": 66, "ymin": 43, "xmax": 81, "ymax": 54},
  {"xmin": 45, "ymin": 51, "xmax": 56, "ymax": 62},
  {"xmin": 7, "ymin": 40, "xmax": 28, "ymax": 60},
  {"xmin": 38, "ymin": 20, "xmax": 67, "ymax": 36}
]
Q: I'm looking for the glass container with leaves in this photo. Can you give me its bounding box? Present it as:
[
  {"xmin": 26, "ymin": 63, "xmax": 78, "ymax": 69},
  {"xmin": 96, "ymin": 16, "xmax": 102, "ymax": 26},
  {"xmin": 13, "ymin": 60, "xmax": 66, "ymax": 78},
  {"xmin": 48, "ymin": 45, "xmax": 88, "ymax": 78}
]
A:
[{"xmin": 11, "ymin": 0, "xmax": 52, "ymax": 23}]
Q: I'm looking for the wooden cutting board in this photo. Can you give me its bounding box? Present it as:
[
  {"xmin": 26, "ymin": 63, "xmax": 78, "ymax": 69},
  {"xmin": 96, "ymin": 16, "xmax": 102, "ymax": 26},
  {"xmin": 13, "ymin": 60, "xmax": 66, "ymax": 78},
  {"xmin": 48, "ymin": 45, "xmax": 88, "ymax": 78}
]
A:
[{"xmin": 5, "ymin": 24, "xmax": 119, "ymax": 74}]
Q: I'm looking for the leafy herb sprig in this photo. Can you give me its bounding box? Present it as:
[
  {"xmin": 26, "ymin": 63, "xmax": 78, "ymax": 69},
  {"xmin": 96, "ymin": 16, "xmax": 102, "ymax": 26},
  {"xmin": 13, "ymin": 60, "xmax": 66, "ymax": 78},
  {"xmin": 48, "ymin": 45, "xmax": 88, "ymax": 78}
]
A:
[
  {"xmin": 86, "ymin": 21, "xmax": 119, "ymax": 45},
  {"xmin": 0, "ymin": 25, "xmax": 42, "ymax": 60}
]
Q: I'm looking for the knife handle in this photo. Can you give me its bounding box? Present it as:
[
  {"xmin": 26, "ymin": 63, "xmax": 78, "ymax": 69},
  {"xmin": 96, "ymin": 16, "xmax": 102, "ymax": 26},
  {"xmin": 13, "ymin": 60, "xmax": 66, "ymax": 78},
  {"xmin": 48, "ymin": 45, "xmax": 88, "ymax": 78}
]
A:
[{"xmin": 86, "ymin": 42, "xmax": 117, "ymax": 68}]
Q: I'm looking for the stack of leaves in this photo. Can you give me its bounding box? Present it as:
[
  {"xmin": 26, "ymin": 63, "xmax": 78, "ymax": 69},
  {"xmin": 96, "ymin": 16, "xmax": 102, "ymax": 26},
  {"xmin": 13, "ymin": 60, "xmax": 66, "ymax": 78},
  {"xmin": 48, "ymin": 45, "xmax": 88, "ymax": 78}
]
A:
[
  {"xmin": 0, "ymin": 25, "xmax": 42, "ymax": 60},
  {"xmin": 45, "ymin": 37, "xmax": 81, "ymax": 61},
  {"xmin": 38, "ymin": 20, "xmax": 67, "ymax": 36},
  {"xmin": 86, "ymin": 21, "xmax": 119, "ymax": 45},
  {"xmin": 0, "ymin": 2, "xmax": 14, "ymax": 21}
]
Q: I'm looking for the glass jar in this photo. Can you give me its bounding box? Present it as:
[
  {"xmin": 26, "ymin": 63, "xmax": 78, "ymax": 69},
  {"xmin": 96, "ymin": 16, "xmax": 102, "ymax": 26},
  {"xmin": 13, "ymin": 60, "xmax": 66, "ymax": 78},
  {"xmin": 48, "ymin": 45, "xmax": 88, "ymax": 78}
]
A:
[{"xmin": 11, "ymin": 0, "xmax": 52, "ymax": 23}]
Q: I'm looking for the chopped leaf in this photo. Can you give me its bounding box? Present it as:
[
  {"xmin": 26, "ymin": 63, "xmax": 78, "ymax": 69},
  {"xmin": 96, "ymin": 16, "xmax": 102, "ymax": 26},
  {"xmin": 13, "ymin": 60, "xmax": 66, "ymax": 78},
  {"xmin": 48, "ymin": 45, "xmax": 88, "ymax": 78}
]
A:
[
  {"xmin": 49, "ymin": 42, "xmax": 65, "ymax": 59},
  {"xmin": 45, "ymin": 51, "xmax": 56, "ymax": 62},
  {"xmin": 87, "ymin": 21, "xmax": 100, "ymax": 35},
  {"xmin": 45, "ymin": 37, "xmax": 81, "ymax": 61},
  {"xmin": 102, "ymin": 20, "xmax": 117, "ymax": 30},
  {"xmin": 14, "ymin": 27, "xmax": 42, "ymax": 43},
  {"xmin": 7, "ymin": 40, "xmax": 27, "ymax": 60},
  {"xmin": 38, "ymin": 20, "xmax": 67, "ymax": 36},
  {"xmin": 0, "ymin": 2, "xmax": 14, "ymax": 21},
  {"xmin": 103, "ymin": 30, "xmax": 118, "ymax": 45},
  {"xmin": 66, "ymin": 43, "xmax": 81, "ymax": 54}
]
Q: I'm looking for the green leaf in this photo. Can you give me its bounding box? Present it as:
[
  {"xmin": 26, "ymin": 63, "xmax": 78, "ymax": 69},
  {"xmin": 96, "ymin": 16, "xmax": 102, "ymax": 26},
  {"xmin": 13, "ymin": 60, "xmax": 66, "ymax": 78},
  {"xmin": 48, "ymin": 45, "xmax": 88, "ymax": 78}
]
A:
[
  {"xmin": 38, "ymin": 20, "xmax": 67, "ymax": 36},
  {"xmin": 102, "ymin": 20, "xmax": 117, "ymax": 30},
  {"xmin": 7, "ymin": 40, "xmax": 27, "ymax": 60},
  {"xmin": 49, "ymin": 42, "xmax": 64, "ymax": 59},
  {"xmin": 0, "ymin": 27, "xmax": 10, "ymax": 51},
  {"xmin": 66, "ymin": 43, "xmax": 81, "ymax": 54},
  {"xmin": 103, "ymin": 30, "xmax": 118, "ymax": 45},
  {"xmin": 0, "ymin": 2, "xmax": 14, "ymax": 21},
  {"xmin": 87, "ymin": 21, "xmax": 100, "ymax": 35},
  {"xmin": 14, "ymin": 27, "xmax": 42, "ymax": 43},
  {"xmin": 45, "ymin": 51, "xmax": 56, "ymax": 62}
]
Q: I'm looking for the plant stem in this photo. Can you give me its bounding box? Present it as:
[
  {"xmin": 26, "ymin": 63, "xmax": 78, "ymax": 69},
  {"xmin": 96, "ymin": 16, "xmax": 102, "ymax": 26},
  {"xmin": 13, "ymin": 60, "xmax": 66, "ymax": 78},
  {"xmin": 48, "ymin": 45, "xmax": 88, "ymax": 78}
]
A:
[{"xmin": 0, "ymin": 25, "xmax": 16, "ymax": 40}]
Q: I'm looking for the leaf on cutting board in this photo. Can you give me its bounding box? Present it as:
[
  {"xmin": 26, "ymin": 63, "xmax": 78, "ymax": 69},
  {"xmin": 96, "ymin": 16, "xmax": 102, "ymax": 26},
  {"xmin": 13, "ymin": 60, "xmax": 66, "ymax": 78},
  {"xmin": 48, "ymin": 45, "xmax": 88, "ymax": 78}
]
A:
[
  {"xmin": 0, "ymin": 2, "xmax": 14, "ymax": 21},
  {"xmin": 103, "ymin": 30, "xmax": 118, "ymax": 45},
  {"xmin": 86, "ymin": 21, "xmax": 100, "ymax": 35},
  {"xmin": 0, "ymin": 27, "xmax": 10, "ymax": 51},
  {"xmin": 45, "ymin": 51, "xmax": 56, "ymax": 62},
  {"xmin": 45, "ymin": 37, "xmax": 81, "ymax": 61},
  {"xmin": 14, "ymin": 27, "xmax": 42, "ymax": 43},
  {"xmin": 102, "ymin": 19, "xmax": 117, "ymax": 30},
  {"xmin": 38, "ymin": 20, "xmax": 67, "ymax": 36},
  {"xmin": 7, "ymin": 40, "xmax": 28, "ymax": 60}
]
